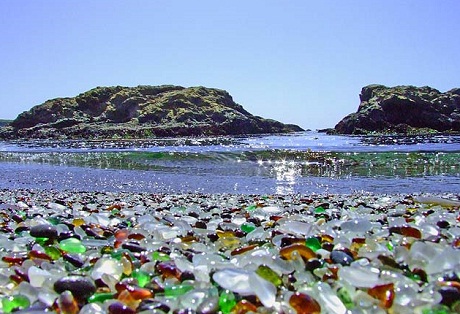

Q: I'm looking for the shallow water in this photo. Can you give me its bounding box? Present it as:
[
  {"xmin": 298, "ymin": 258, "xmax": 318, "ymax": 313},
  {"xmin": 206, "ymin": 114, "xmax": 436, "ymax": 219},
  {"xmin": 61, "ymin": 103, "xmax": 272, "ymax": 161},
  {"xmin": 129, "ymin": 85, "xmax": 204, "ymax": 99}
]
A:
[{"xmin": 0, "ymin": 132, "xmax": 459, "ymax": 194}]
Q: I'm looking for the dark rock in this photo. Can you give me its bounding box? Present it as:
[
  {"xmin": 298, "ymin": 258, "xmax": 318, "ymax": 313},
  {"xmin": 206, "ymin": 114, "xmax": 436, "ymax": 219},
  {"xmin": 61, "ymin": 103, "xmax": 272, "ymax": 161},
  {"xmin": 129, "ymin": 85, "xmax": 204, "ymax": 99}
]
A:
[
  {"xmin": 108, "ymin": 301, "xmax": 136, "ymax": 314},
  {"xmin": 53, "ymin": 275, "xmax": 96, "ymax": 301},
  {"xmin": 29, "ymin": 224, "xmax": 58, "ymax": 240},
  {"xmin": 330, "ymin": 250, "xmax": 354, "ymax": 266},
  {"xmin": 335, "ymin": 85, "xmax": 460, "ymax": 134},
  {"xmin": 0, "ymin": 85, "xmax": 303, "ymax": 140},
  {"xmin": 438, "ymin": 286, "xmax": 460, "ymax": 307}
]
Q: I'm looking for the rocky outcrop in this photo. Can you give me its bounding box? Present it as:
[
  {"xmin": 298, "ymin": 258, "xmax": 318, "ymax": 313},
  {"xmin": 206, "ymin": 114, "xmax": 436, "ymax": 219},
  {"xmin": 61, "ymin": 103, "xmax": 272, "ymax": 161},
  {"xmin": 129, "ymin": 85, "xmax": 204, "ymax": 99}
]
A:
[
  {"xmin": 334, "ymin": 85, "xmax": 460, "ymax": 134},
  {"xmin": 0, "ymin": 85, "xmax": 303, "ymax": 139},
  {"xmin": 0, "ymin": 120, "xmax": 11, "ymax": 128}
]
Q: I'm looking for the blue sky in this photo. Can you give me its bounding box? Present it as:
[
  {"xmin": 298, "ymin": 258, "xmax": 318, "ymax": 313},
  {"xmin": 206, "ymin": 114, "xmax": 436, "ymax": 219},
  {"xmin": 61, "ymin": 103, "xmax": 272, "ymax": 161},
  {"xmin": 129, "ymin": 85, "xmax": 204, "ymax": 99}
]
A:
[{"xmin": 1, "ymin": 1, "xmax": 459, "ymax": 129}]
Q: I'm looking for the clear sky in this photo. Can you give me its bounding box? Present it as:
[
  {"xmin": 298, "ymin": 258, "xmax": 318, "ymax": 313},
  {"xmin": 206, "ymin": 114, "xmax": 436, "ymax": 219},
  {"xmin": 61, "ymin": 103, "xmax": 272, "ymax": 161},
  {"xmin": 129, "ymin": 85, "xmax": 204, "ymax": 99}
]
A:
[{"xmin": 1, "ymin": 1, "xmax": 459, "ymax": 130}]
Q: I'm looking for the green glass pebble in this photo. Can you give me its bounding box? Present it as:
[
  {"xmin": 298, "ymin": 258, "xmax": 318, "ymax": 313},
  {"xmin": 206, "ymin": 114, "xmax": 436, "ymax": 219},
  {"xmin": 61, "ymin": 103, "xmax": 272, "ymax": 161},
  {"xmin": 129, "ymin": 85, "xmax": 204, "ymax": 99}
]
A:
[
  {"xmin": 101, "ymin": 245, "xmax": 114, "ymax": 255},
  {"xmin": 337, "ymin": 287, "xmax": 354, "ymax": 309},
  {"xmin": 35, "ymin": 237, "xmax": 49, "ymax": 246},
  {"xmin": 245, "ymin": 204, "xmax": 257, "ymax": 211},
  {"xmin": 386, "ymin": 241, "xmax": 394, "ymax": 251},
  {"xmin": 314, "ymin": 206, "xmax": 325, "ymax": 214},
  {"xmin": 48, "ymin": 217, "xmax": 61, "ymax": 225},
  {"xmin": 256, "ymin": 265, "xmax": 282, "ymax": 287},
  {"xmin": 59, "ymin": 238, "xmax": 86, "ymax": 253},
  {"xmin": 2, "ymin": 295, "xmax": 30, "ymax": 313},
  {"xmin": 111, "ymin": 249, "xmax": 135, "ymax": 260},
  {"xmin": 88, "ymin": 293, "xmax": 114, "ymax": 303},
  {"xmin": 132, "ymin": 269, "xmax": 151, "ymax": 288},
  {"xmin": 164, "ymin": 284, "xmax": 194, "ymax": 297},
  {"xmin": 305, "ymin": 237, "xmax": 322, "ymax": 252},
  {"xmin": 44, "ymin": 246, "xmax": 62, "ymax": 260},
  {"xmin": 241, "ymin": 222, "xmax": 256, "ymax": 233},
  {"xmin": 152, "ymin": 251, "xmax": 170, "ymax": 262},
  {"xmin": 219, "ymin": 290, "xmax": 236, "ymax": 314},
  {"xmin": 422, "ymin": 305, "xmax": 450, "ymax": 314}
]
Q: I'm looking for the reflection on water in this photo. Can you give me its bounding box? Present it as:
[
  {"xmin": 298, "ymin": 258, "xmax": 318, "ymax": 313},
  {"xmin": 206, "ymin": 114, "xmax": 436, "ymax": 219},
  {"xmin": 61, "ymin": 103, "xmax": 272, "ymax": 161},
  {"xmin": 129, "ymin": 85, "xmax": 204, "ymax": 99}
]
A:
[{"xmin": 0, "ymin": 132, "xmax": 459, "ymax": 194}]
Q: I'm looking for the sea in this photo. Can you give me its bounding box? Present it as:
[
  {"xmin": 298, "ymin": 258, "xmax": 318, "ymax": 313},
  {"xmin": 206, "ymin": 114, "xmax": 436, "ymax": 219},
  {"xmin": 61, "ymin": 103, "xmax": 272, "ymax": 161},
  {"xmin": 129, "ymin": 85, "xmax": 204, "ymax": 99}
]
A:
[{"xmin": 0, "ymin": 131, "xmax": 459, "ymax": 195}]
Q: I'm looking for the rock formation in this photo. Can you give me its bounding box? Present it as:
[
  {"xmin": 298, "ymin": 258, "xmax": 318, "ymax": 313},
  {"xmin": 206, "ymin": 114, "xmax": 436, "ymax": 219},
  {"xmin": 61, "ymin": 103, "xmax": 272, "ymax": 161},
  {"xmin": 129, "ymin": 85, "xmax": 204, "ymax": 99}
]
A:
[
  {"xmin": 0, "ymin": 85, "xmax": 303, "ymax": 139},
  {"xmin": 334, "ymin": 85, "xmax": 460, "ymax": 134}
]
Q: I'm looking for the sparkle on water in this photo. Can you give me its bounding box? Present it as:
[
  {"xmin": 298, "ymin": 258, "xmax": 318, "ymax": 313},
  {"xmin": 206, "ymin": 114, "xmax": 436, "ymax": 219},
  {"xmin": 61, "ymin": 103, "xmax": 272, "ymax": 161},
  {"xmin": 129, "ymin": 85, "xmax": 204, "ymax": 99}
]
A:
[{"xmin": 0, "ymin": 131, "xmax": 459, "ymax": 194}]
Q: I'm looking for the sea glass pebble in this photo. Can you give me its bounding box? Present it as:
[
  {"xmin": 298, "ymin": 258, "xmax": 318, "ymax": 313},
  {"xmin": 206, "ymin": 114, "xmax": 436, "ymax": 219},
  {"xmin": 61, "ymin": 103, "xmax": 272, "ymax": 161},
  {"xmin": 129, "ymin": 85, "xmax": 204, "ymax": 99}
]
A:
[
  {"xmin": 58, "ymin": 290, "xmax": 79, "ymax": 314},
  {"xmin": 213, "ymin": 268, "xmax": 252, "ymax": 295},
  {"xmin": 1, "ymin": 295, "xmax": 30, "ymax": 313},
  {"xmin": 54, "ymin": 276, "xmax": 97, "ymax": 301},
  {"xmin": 289, "ymin": 292, "xmax": 321, "ymax": 314},
  {"xmin": 59, "ymin": 238, "xmax": 86, "ymax": 253},
  {"xmin": 218, "ymin": 290, "xmax": 236, "ymax": 314},
  {"xmin": 30, "ymin": 224, "xmax": 58, "ymax": 239}
]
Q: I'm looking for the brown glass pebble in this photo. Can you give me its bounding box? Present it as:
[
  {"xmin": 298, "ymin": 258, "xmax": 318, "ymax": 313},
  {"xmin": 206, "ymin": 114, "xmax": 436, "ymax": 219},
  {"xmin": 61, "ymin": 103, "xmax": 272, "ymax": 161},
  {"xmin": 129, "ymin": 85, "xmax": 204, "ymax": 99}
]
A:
[
  {"xmin": 289, "ymin": 292, "xmax": 321, "ymax": 314},
  {"xmin": 367, "ymin": 283, "xmax": 395, "ymax": 308},
  {"xmin": 280, "ymin": 244, "xmax": 316, "ymax": 261}
]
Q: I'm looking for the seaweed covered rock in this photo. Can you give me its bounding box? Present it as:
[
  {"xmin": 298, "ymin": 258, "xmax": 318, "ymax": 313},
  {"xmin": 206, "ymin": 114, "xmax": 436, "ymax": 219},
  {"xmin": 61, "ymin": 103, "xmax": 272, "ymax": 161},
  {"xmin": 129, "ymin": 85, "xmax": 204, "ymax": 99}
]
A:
[
  {"xmin": 334, "ymin": 85, "xmax": 460, "ymax": 134},
  {"xmin": 0, "ymin": 85, "xmax": 303, "ymax": 139}
]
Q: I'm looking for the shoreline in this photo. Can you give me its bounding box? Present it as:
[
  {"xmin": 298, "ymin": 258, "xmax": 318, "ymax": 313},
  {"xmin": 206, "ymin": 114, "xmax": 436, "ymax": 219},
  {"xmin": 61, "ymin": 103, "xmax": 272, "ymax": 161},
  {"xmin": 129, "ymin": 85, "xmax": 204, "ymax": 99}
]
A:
[{"xmin": 0, "ymin": 188, "xmax": 459, "ymax": 313}]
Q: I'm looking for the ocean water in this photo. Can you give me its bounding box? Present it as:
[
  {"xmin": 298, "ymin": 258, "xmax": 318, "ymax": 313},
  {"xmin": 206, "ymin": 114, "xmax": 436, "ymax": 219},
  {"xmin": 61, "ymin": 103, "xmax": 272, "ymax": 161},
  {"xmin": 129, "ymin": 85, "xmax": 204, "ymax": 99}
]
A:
[{"xmin": 0, "ymin": 131, "xmax": 459, "ymax": 195}]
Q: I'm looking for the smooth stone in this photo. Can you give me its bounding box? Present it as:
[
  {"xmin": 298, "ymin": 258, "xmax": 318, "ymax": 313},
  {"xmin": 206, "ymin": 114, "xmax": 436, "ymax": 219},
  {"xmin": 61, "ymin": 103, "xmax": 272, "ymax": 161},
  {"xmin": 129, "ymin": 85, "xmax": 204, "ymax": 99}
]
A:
[
  {"xmin": 248, "ymin": 272, "xmax": 277, "ymax": 308},
  {"xmin": 196, "ymin": 295, "xmax": 219, "ymax": 314},
  {"xmin": 53, "ymin": 276, "xmax": 96, "ymax": 301},
  {"xmin": 212, "ymin": 268, "xmax": 252, "ymax": 295},
  {"xmin": 91, "ymin": 257, "xmax": 123, "ymax": 280},
  {"xmin": 29, "ymin": 224, "xmax": 58, "ymax": 239},
  {"xmin": 338, "ymin": 266, "xmax": 382, "ymax": 288},
  {"xmin": 28, "ymin": 266, "xmax": 52, "ymax": 288},
  {"xmin": 438, "ymin": 286, "xmax": 460, "ymax": 307},
  {"xmin": 340, "ymin": 219, "xmax": 373, "ymax": 233},
  {"xmin": 330, "ymin": 250, "xmax": 354, "ymax": 266}
]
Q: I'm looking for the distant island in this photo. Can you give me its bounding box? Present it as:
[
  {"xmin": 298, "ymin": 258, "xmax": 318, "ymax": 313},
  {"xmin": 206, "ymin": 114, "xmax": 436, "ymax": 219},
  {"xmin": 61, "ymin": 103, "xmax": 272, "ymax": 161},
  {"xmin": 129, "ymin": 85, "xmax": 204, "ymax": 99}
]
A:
[
  {"xmin": 0, "ymin": 85, "xmax": 303, "ymax": 140},
  {"xmin": 0, "ymin": 120, "xmax": 12, "ymax": 128},
  {"xmin": 334, "ymin": 84, "xmax": 460, "ymax": 135}
]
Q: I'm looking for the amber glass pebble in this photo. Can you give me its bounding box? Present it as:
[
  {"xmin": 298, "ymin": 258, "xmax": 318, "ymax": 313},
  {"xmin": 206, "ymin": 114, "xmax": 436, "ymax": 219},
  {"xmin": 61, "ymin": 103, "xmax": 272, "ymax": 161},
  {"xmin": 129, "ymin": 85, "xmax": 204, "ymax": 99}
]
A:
[
  {"xmin": 116, "ymin": 283, "xmax": 153, "ymax": 300},
  {"xmin": 289, "ymin": 292, "xmax": 321, "ymax": 314},
  {"xmin": 280, "ymin": 243, "xmax": 316, "ymax": 261},
  {"xmin": 117, "ymin": 290, "xmax": 140, "ymax": 311},
  {"xmin": 231, "ymin": 299, "xmax": 258, "ymax": 314},
  {"xmin": 230, "ymin": 244, "xmax": 258, "ymax": 256},
  {"xmin": 367, "ymin": 283, "xmax": 395, "ymax": 308},
  {"xmin": 58, "ymin": 291, "xmax": 79, "ymax": 314},
  {"xmin": 389, "ymin": 225, "xmax": 422, "ymax": 239}
]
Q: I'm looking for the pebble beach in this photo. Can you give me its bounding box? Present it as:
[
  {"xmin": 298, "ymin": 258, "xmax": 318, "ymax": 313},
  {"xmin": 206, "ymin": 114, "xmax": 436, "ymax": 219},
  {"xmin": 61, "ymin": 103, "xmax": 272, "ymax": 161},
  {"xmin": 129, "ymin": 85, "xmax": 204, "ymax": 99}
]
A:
[{"xmin": 1, "ymin": 189, "xmax": 460, "ymax": 313}]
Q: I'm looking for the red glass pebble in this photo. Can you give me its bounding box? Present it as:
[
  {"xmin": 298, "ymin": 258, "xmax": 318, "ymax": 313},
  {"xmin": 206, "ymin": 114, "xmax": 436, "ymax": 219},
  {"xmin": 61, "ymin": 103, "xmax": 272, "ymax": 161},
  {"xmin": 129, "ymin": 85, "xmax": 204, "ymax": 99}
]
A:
[
  {"xmin": 2, "ymin": 255, "xmax": 26, "ymax": 266},
  {"xmin": 29, "ymin": 250, "xmax": 52, "ymax": 261}
]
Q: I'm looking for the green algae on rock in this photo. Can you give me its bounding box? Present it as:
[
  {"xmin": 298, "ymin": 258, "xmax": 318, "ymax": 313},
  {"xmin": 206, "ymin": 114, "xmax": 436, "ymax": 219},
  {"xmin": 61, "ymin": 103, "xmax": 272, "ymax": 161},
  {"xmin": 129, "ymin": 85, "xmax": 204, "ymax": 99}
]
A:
[{"xmin": 0, "ymin": 85, "xmax": 303, "ymax": 140}]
